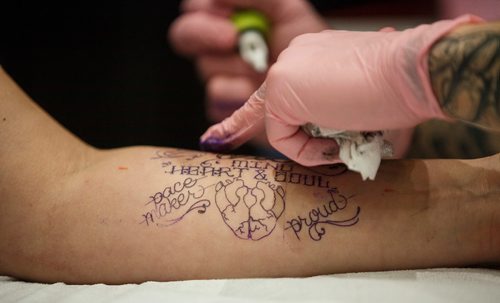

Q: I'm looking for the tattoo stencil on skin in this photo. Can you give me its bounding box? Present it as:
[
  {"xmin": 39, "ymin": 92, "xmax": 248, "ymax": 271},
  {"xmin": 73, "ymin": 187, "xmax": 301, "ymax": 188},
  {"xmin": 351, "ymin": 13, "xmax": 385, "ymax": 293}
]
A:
[
  {"xmin": 144, "ymin": 149, "xmax": 360, "ymax": 242},
  {"xmin": 145, "ymin": 150, "xmax": 290, "ymax": 240},
  {"xmin": 160, "ymin": 152, "xmax": 347, "ymax": 189},
  {"xmin": 140, "ymin": 176, "xmax": 211, "ymax": 227},
  {"xmin": 215, "ymin": 178, "xmax": 285, "ymax": 241},
  {"xmin": 285, "ymin": 188, "xmax": 360, "ymax": 241}
]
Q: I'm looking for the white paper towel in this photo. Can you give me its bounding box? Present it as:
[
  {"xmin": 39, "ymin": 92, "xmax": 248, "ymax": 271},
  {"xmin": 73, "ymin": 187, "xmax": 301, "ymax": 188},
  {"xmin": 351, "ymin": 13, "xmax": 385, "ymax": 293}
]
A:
[{"xmin": 302, "ymin": 123, "xmax": 393, "ymax": 180}]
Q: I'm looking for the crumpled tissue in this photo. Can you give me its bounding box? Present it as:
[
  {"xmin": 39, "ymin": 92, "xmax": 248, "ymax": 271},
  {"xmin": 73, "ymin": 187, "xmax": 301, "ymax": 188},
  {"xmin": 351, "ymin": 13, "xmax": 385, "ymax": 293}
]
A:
[{"xmin": 302, "ymin": 123, "xmax": 393, "ymax": 180}]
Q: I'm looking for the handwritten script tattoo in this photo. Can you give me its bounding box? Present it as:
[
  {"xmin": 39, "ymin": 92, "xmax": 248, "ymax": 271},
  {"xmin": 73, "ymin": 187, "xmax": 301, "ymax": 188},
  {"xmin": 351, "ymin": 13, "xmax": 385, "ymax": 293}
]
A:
[
  {"xmin": 161, "ymin": 153, "xmax": 347, "ymax": 188},
  {"xmin": 285, "ymin": 188, "xmax": 360, "ymax": 241},
  {"xmin": 429, "ymin": 31, "xmax": 500, "ymax": 129},
  {"xmin": 142, "ymin": 150, "xmax": 291, "ymax": 241},
  {"xmin": 140, "ymin": 176, "xmax": 211, "ymax": 227},
  {"xmin": 215, "ymin": 179, "xmax": 285, "ymax": 240},
  {"xmin": 141, "ymin": 149, "xmax": 357, "ymax": 241}
]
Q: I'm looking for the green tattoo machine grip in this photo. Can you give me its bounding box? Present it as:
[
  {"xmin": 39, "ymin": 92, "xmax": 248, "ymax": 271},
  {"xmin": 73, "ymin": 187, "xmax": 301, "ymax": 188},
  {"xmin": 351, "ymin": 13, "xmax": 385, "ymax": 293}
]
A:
[{"xmin": 231, "ymin": 10, "xmax": 270, "ymax": 73}]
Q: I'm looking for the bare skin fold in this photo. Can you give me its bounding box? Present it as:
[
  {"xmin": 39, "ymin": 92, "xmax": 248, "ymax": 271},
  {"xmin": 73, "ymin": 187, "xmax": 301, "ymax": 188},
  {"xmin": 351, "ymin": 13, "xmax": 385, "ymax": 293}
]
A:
[{"xmin": 1, "ymin": 21, "xmax": 499, "ymax": 284}]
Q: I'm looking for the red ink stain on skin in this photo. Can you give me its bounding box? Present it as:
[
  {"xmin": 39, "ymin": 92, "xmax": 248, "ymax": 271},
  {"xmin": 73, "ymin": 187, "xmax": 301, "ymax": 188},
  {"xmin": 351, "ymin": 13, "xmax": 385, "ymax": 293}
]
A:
[
  {"xmin": 118, "ymin": 166, "xmax": 128, "ymax": 170},
  {"xmin": 384, "ymin": 188, "xmax": 395, "ymax": 193}
]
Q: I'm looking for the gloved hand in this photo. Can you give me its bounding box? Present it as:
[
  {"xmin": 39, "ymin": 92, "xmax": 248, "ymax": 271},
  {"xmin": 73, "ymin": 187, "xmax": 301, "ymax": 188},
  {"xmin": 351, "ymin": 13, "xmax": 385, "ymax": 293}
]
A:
[
  {"xmin": 200, "ymin": 15, "xmax": 483, "ymax": 166},
  {"xmin": 169, "ymin": 0, "xmax": 328, "ymax": 122}
]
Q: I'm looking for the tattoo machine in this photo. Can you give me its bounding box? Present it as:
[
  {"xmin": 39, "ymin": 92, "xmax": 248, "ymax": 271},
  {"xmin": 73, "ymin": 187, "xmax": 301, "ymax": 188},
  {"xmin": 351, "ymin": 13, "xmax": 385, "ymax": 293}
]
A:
[
  {"xmin": 302, "ymin": 124, "xmax": 393, "ymax": 181},
  {"xmin": 231, "ymin": 10, "xmax": 270, "ymax": 73}
]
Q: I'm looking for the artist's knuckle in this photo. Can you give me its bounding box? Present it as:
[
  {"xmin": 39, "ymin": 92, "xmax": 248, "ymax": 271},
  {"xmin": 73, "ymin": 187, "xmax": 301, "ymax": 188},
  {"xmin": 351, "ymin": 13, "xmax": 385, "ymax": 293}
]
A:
[
  {"xmin": 266, "ymin": 63, "xmax": 292, "ymax": 93},
  {"xmin": 267, "ymin": 62, "xmax": 285, "ymax": 80}
]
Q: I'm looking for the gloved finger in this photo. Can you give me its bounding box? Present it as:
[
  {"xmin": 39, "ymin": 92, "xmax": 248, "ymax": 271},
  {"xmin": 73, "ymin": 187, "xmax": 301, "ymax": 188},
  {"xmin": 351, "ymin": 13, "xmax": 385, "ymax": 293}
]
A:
[
  {"xmin": 200, "ymin": 83, "xmax": 266, "ymax": 152},
  {"xmin": 169, "ymin": 11, "xmax": 237, "ymax": 55},
  {"xmin": 197, "ymin": 54, "xmax": 264, "ymax": 81},
  {"xmin": 205, "ymin": 76, "xmax": 256, "ymax": 122},
  {"xmin": 286, "ymin": 32, "xmax": 322, "ymax": 48},
  {"xmin": 265, "ymin": 115, "xmax": 341, "ymax": 167}
]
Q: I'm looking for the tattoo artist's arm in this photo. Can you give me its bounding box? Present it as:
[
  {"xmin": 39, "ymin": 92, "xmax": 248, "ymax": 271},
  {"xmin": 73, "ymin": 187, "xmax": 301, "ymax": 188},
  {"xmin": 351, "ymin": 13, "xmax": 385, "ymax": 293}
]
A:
[
  {"xmin": 429, "ymin": 21, "xmax": 500, "ymax": 131},
  {"xmin": 0, "ymin": 68, "xmax": 499, "ymax": 284}
]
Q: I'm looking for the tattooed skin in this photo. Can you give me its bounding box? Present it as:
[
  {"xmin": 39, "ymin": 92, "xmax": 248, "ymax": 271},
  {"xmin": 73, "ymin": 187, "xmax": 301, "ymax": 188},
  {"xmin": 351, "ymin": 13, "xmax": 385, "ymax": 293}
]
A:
[
  {"xmin": 215, "ymin": 179, "xmax": 285, "ymax": 240},
  {"xmin": 140, "ymin": 176, "xmax": 211, "ymax": 227},
  {"xmin": 141, "ymin": 149, "xmax": 360, "ymax": 241},
  {"xmin": 429, "ymin": 30, "xmax": 500, "ymax": 130},
  {"xmin": 285, "ymin": 188, "xmax": 360, "ymax": 241},
  {"xmin": 407, "ymin": 119, "xmax": 500, "ymax": 159}
]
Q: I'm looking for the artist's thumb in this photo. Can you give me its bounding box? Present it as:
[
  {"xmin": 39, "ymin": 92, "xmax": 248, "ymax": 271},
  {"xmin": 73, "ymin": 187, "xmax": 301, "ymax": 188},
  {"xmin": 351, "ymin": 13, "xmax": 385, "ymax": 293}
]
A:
[{"xmin": 265, "ymin": 114, "xmax": 342, "ymax": 167}]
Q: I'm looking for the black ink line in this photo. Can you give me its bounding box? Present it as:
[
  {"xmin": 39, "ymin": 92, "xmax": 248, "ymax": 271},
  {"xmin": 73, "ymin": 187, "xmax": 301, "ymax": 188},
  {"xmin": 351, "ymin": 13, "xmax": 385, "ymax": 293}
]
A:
[
  {"xmin": 285, "ymin": 190, "xmax": 360, "ymax": 241},
  {"xmin": 156, "ymin": 199, "xmax": 211, "ymax": 227}
]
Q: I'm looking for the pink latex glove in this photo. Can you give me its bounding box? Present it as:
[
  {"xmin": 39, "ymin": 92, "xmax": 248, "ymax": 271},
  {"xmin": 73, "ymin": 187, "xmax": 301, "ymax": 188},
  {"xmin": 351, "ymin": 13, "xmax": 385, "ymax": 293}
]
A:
[
  {"xmin": 168, "ymin": 0, "xmax": 328, "ymax": 122},
  {"xmin": 200, "ymin": 15, "xmax": 484, "ymax": 166}
]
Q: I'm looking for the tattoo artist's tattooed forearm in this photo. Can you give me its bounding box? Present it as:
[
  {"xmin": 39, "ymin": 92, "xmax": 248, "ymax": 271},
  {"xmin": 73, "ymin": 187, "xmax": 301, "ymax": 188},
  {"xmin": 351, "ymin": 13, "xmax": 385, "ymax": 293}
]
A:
[
  {"xmin": 429, "ymin": 30, "xmax": 500, "ymax": 130},
  {"xmin": 285, "ymin": 188, "xmax": 360, "ymax": 241},
  {"xmin": 141, "ymin": 149, "xmax": 358, "ymax": 242},
  {"xmin": 407, "ymin": 119, "xmax": 500, "ymax": 159}
]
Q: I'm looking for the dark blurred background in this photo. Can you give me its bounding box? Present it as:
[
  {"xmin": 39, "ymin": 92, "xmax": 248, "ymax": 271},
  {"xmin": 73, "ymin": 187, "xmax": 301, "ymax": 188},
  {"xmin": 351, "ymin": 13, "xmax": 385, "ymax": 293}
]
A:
[{"xmin": 0, "ymin": 0, "xmax": 438, "ymax": 151}]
